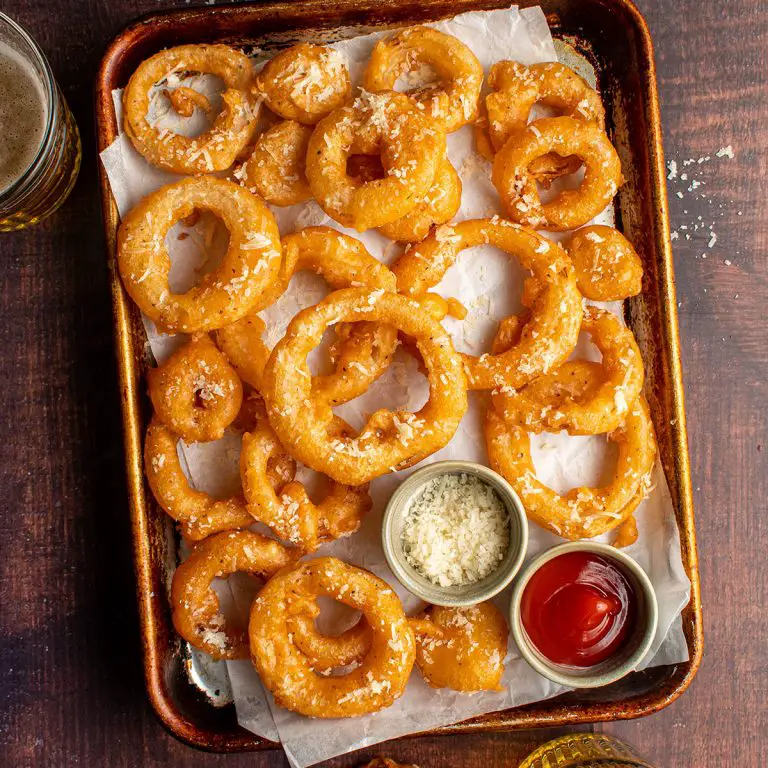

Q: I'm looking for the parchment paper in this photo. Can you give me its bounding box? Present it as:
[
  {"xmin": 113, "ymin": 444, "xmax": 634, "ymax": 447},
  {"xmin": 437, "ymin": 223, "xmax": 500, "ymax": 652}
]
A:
[{"xmin": 99, "ymin": 6, "xmax": 691, "ymax": 766}]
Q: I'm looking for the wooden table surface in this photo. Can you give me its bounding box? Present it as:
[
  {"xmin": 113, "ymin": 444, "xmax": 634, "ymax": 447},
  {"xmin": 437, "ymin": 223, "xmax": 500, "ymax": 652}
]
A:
[{"xmin": 1, "ymin": 0, "xmax": 765, "ymax": 766}]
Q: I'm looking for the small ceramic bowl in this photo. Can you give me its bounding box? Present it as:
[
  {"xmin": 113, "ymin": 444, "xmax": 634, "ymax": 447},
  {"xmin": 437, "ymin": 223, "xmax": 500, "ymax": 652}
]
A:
[
  {"xmin": 381, "ymin": 460, "xmax": 529, "ymax": 607},
  {"xmin": 509, "ymin": 541, "xmax": 659, "ymax": 688}
]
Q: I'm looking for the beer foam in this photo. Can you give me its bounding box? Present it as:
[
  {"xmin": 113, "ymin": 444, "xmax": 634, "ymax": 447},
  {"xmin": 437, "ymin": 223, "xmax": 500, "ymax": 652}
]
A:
[{"xmin": 0, "ymin": 41, "xmax": 47, "ymax": 193}]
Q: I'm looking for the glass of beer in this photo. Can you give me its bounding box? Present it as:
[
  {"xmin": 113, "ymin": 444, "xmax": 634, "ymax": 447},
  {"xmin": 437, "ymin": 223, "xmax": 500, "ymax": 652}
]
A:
[
  {"xmin": 0, "ymin": 12, "xmax": 81, "ymax": 232},
  {"xmin": 518, "ymin": 733, "xmax": 656, "ymax": 768}
]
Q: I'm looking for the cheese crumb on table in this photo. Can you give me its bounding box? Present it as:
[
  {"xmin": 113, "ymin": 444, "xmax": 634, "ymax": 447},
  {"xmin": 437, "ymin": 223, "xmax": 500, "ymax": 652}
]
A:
[{"xmin": 401, "ymin": 473, "xmax": 510, "ymax": 587}]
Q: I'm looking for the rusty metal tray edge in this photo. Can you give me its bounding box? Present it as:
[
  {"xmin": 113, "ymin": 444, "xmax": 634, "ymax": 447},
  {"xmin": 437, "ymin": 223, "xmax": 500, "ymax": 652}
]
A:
[{"xmin": 94, "ymin": 0, "xmax": 703, "ymax": 752}]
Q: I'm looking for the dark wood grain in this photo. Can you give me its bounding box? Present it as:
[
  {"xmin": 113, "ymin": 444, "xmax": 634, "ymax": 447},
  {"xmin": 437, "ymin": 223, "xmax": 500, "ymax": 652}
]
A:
[{"xmin": 0, "ymin": 1, "xmax": 765, "ymax": 767}]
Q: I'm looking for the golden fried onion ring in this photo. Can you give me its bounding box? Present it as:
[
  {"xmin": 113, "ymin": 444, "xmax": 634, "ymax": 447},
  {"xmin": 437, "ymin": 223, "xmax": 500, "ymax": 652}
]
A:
[
  {"xmin": 485, "ymin": 396, "xmax": 656, "ymax": 540},
  {"xmin": 171, "ymin": 530, "xmax": 297, "ymax": 659},
  {"xmin": 481, "ymin": 61, "xmax": 604, "ymax": 158},
  {"xmin": 392, "ymin": 218, "xmax": 582, "ymax": 390},
  {"xmin": 216, "ymin": 227, "xmax": 399, "ymax": 405},
  {"xmin": 166, "ymin": 86, "xmax": 211, "ymax": 118},
  {"xmin": 249, "ymin": 557, "xmax": 416, "ymax": 717},
  {"xmin": 363, "ymin": 27, "xmax": 483, "ymax": 133},
  {"xmin": 492, "ymin": 116, "xmax": 622, "ymax": 231},
  {"xmin": 117, "ymin": 176, "xmax": 281, "ymax": 334},
  {"xmin": 240, "ymin": 415, "xmax": 371, "ymax": 551},
  {"xmin": 123, "ymin": 44, "xmax": 259, "ymax": 174},
  {"xmin": 566, "ymin": 225, "xmax": 643, "ymax": 301},
  {"xmin": 238, "ymin": 120, "xmax": 313, "ymax": 207},
  {"xmin": 255, "ymin": 43, "xmax": 351, "ymax": 124},
  {"xmin": 306, "ymin": 91, "xmax": 446, "ymax": 231},
  {"xmin": 262, "ymin": 288, "xmax": 468, "ymax": 485},
  {"xmin": 144, "ymin": 417, "xmax": 254, "ymax": 540},
  {"xmin": 288, "ymin": 613, "xmax": 372, "ymax": 673},
  {"xmin": 491, "ymin": 305, "xmax": 644, "ymax": 435},
  {"xmin": 411, "ymin": 602, "xmax": 508, "ymax": 691},
  {"xmin": 147, "ymin": 335, "xmax": 243, "ymax": 443},
  {"xmin": 378, "ymin": 157, "xmax": 462, "ymax": 243}
]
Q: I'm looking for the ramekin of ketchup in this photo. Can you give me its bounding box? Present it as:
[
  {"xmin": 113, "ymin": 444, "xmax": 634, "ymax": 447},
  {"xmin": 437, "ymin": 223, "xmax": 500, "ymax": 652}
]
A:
[{"xmin": 510, "ymin": 542, "xmax": 658, "ymax": 688}]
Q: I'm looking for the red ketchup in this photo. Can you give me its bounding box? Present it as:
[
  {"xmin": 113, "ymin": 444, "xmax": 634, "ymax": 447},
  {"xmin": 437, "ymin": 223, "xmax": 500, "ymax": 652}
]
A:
[{"xmin": 520, "ymin": 551, "xmax": 637, "ymax": 667}]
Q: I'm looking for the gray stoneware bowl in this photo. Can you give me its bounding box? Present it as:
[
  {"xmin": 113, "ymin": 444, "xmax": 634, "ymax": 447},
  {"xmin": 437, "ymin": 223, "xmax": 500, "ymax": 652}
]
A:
[
  {"xmin": 381, "ymin": 460, "xmax": 529, "ymax": 607},
  {"xmin": 509, "ymin": 541, "xmax": 659, "ymax": 688}
]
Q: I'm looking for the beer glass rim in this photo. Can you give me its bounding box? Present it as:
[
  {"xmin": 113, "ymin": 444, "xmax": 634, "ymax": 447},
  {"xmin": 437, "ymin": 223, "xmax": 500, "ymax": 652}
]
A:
[{"xmin": 0, "ymin": 11, "xmax": 58, "ymax": 203}]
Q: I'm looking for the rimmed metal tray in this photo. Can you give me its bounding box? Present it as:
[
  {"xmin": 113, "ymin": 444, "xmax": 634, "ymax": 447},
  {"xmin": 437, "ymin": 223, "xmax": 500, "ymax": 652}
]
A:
[{"xmin": 95, "ymin": 0, "xmax": 703, "ymax": 752}]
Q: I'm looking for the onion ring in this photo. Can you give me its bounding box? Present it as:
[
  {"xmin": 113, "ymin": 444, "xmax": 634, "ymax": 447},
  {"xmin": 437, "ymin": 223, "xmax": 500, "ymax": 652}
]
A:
[
  {"xmin": 165, "ymin": 86, "xmax": 211, "ymax": 118},
  {"xmin": 566, "ymin": 225, "xmax": 643, "ymax": 301},
  {"xmin": 288, "ymin": 613, "xmax": 372, "ymax": 673},
  {"xmin": 255, "ymin": 43, "xmax": 351, "ymax": 124},
  {"xmin": 171, "ymin": 530, "xmax": 297, "ymax": 659},
  {"xmin": 144, "ymin": 417, "xmax": 254, "ymax": 540},
  {"xmin": 363, "ymin": 27, "xmax": 483, "ymax": 133},
  {"xmin": 485, "ymin": 396, "xmax": 656, "ymax": 540},
  {"xmin": 117, "ymin": 176, "xmax": 281, "ymax": 334},
  {"xmin": 305, "ymin": 90, "xmax": 446, "ymax": 231},
  {"xmin": 482, "ymin": 61, "xmax": 603, "ymax": 160},
  {"xmin": 492, "ymin": 116, "xmax": 623, "ymax": 231},
  {"xmin": 238, "ymin": 120, "xmax": 313, "ymax": 206},
  {"xmin": 391, "ymin": 218, "xmax": 582, "ymax": 390},
  {"xmin": 491, "ymin": 306, "xmax": 644, "ymax": 434},
  {"xmin": 378, "ymin": 157, "xmax": 462, "ymax": 243},
  {"xmin": 216, "ymin": 227, "xmax": 399, "ymax": 404},
  {"xmin": 262, "ymin": 288, "xmax": 468, "ymax": 485},
  {"xmin": 147, "ymin": 335, "xmax": 243, "ymax": 443},
  {"xmin": 249, "ymin": 557, "xmax": 416, "ymax": 717},
  {"xmin": 411, "ymin": 602, "xmax": 508, "ymax": 691},
  {"xmin": 240, "ymin": 414, "xmax": 371, "ymax": 551},
  {"xmin": 123, "ymin": 44, "xmax": 259, "ymax": 174}
]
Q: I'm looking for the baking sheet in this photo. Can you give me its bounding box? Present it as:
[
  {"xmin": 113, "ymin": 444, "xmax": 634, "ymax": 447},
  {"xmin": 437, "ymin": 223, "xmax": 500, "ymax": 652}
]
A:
[{"xmin": 99, "ymin": 6, "xmax": 691, "ymax": 766}]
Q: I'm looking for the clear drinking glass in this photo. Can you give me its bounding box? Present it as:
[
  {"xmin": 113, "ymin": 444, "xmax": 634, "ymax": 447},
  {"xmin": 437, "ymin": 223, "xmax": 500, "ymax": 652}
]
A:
[{"xmin": 0, "ymin": 12, "xmax": 81, "ymax": 232}]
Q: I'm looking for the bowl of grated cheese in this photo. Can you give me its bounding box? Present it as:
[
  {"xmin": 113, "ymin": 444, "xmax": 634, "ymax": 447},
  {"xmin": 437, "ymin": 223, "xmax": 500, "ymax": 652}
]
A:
[{"xmin": 382, "ymin": 461, "xmax": 528, "ymax": 606}]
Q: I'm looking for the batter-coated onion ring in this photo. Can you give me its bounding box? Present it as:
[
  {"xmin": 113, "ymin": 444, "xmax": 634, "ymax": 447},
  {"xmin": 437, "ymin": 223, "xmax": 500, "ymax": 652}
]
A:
[
  {"xmin": 255, "ymin": 43, "xmax": 351, "ymax": 124},
  {"xmin": 378, "ymin": 157, "xmax": 462, "ymax": 243},
  {"xmin": 123, "ymin": 45, "xmax": 259, "ymax": 174},
  {"xmin": 363, "ymin": 27, "xmax": 483, "ymax": 133},
  {"xmin": 485, "ymin": 397, "xmax": 656, "ymax": 540},
  {"xmin": 492, "ymin": 116, "xmax": 623, "ymax": 231},
  {"xmin": 238, "ymin": 120, "xmax": 313, "ymax": 206},
  {"xmin": 262, "ymin": 288, "xmax": 468, "ymax": 485},
  {"xmin": 411, "ymin": 602, "xmax": 508, "ymax": 691},
  {"xmin": 240, "ymin": 415, "xmax": 371, "ymax": 551},
  {"xmin": 147, "ymin": 335, "xmax": 243, "ymax": 443},
  {"xmin": 344, "ymin": 152, "xmax": 462, "ymax": 241},
  {"xmin": 306, "ymin": 91, "xmax": 446, "ymax": 231},
  {"xmin": 491, "ymin": 306, "xmax": 644, "ymax": 435},
  {"xmin": 249, "ymin": 557, "xmax": 416, "ymax": 717},
  {"xmin": 117, "ymin": 176, "xmax": 281, "ymax": 334},
  {"xmin": 171, "ymin": 530, "xmax": 297, "ymax": 659},
  {"xmin": 392, "ymin": 218, "xmax": 582, "ymax": 390},
  {"xmin": 216, "ymin": 227, "xmax": 399, "ymax": 405},
  {"xmin": 214, "ymin": 314, "xmax": 271, "ymax": 391},
  {"xmin": 566, "ymin": 225, "xmax": 643, "ymax": 301},
  {"xmin": 179, "ymin": 392, "xmax": 296, "ymax": 544},
  {"xmin": 144, "ymin": 417, "xmax": 254, "ymax": 540},
  {"xmin": 166, "ymin": 86, "xmax": 211, "ymax": 118},
  {"xmin": 481, "ymin": 61, "xmax": 603, "ymax": 163},
  {"xmin": 288, "ymin": 613, "xmax": 372, "ymax": 673}
]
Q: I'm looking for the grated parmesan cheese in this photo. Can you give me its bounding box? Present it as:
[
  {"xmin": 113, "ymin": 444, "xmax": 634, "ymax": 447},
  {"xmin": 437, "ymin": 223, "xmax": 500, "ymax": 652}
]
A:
[{"xmin": 401, "ymin": 473, "xmax": 510, "ymax": 587}]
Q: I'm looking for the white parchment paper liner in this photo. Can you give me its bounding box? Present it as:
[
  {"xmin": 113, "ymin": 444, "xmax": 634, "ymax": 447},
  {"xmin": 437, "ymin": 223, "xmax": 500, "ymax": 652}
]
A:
[{"xmin": 99, "ymin": 6, "xmax": 691, "ymax": 766}]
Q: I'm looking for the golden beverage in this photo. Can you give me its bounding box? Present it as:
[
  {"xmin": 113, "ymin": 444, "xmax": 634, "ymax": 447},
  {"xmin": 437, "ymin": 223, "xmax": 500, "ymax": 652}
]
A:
[
  {"xmin": 518, "ymin": 734, "xmax": 655, "ymax": 768},
  {"xmin": 0, "ymin": 13, "xmax": 81, "ymax": 232}
]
